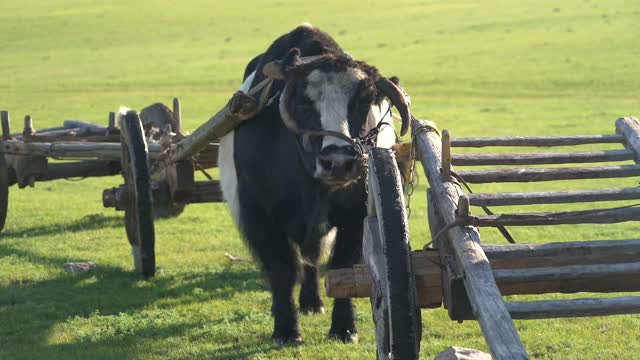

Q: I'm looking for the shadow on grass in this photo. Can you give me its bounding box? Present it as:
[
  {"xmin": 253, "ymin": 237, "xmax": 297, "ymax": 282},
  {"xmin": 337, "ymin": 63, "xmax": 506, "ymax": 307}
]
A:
[
  {"xmin": 211, "ymin": 342, "xmax": 278, "ymax": 360},
  {"xmin": 0, "ymin": 213, "xmax": 124, "ymax": 239},
  {"xmin": 0, "ymin": 243, "xmax": 271, "ymax": 359}
]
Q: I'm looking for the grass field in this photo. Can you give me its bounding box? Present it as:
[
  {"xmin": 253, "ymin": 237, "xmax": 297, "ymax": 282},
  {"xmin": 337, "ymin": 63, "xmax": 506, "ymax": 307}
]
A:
[{"xmin": 1, "ymin": 0, "xmax": 639, "ymax": 359}]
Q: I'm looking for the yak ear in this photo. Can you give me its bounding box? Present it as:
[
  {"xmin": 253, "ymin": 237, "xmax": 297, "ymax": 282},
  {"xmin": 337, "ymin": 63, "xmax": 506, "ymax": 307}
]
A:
[{"xmin": 262, "ymin": 48, "xmax": 302, "ymax": 80}]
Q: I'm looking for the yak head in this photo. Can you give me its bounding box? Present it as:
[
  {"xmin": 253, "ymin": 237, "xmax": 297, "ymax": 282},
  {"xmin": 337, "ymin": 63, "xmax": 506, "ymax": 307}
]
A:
[{"xmin": 264, "ymin": 48, "xmax": 410, "ymax": 187}]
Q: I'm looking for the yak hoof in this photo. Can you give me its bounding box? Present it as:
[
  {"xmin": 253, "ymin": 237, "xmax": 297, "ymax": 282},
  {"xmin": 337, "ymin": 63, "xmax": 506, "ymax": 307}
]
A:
[
  {"xmin": 328, "ymin": 330, "xmax": 358, "ymax": 344},
  {"xmin": 300, "ymin": 305, "xmax": 325, "ymax": 315},
  {"xmin": 272, "ymin": 333, "xmax": 303, "ymax": 346},
  {"xmin": 299, "ymin": 293, "xmax": 324, "ymax": 315}
]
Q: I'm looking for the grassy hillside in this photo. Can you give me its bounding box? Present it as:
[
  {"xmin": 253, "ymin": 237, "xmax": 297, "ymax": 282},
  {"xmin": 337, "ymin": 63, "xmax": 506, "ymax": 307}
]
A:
[{"xmin": 1, "ymin": 1, "xmax": 639, "ymax": 359}]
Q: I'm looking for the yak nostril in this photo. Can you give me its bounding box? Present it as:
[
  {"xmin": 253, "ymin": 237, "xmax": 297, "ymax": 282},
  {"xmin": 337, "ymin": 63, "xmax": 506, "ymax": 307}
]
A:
[
  {"xmin": 320, "ymin": 159, "xmax": 333, "ymax": 171},
  {"xmin": 343, "ymin": 159, "xmax": 355, "ymax": 173}
]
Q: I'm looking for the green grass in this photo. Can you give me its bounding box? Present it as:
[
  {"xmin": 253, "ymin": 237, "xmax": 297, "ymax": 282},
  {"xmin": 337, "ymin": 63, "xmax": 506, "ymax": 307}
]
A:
[{"xmin": 1, "ymin": 0, "xmax": 639, "ymax": 359}]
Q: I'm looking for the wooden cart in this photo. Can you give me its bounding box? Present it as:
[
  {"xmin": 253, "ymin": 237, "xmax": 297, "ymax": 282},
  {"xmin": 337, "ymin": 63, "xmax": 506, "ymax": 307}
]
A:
[
  {"xmin": 326, "ymin": 116, "xmax": 640, "ymax": 359},
  {"xmin": 0, "ymin": 110, "xmax": 124, "ymax": 233},
  {"xmin": 100, "ymin": 79, "xmax": 274, "ymax": 277},
  {"xmin": 0, "ymin": 100, "xmax": 222, "ymax": 278}
]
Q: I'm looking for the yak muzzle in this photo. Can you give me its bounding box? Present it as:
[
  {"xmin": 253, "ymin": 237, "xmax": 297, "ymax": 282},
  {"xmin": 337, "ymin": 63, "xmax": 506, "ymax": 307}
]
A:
[{"xmin": 315, "ymin": 145, "xmax": 359, "ymax": 184}]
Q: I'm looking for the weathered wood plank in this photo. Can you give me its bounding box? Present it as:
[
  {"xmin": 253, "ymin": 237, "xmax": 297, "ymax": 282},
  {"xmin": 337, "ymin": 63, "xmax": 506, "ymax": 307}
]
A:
[
  {"xmin": 460, "ymin": 206, "xmax": 640, "ymax": 227},
  {"xmin": 467, "ymin": 187, "xmax": 640, "ymax": 207},
  {"xmin": 170, "ymin": 78, "xmax": 272, "ymax": 162},
  {"xmin": 457, "ymin": 164, "xmax": 640, "ymax": 183},
  {"xmin": 1, "ymin": 111, "xmax": 10, "ymax": 140},
  {"xmin": 615, "ymin": 117, "xmax": 640, "ymax": 161},
  {"xmin": 16, "ymin": 128, "xmax": 81, "ymax": 138},
  {"xmin": 442, "ymin": 129, "xmax": 451, "ymax": 177},
  {"xmin": 452, "ymin": 149, "xmax": 634, "ymax": 166},
  {"xmin": 63, "ymin": 120, "xmax": 109, "ymax": 134},
  {"xmin": 23, "ymin": 115, "xmax": 34, "ymax": 137},
  {"xmin": 413, "ymin": 119, "xmax": 528, "ymax": 359},
  {"xmin": 190, "ymin": 180, "xmax": 223, "ymax": 203},
  {"xmin": 192, "ymin": 143, "xmax": 219, "ymax": 169},
  {"xmin": 484, "ymin": 239, "xmax": 640, "ymax": 260},
  {"xmin": 495, "ymin": 262, "xmax": 640, "ymax": 285},
  {"xmin": 451, "ymin": 134, "xmax": 624, "ymax": 147},
  {"xmin": 498, "ymin": 270, "xmax": 640, "ymax": 295},
  {"xmin": 173, "ymin": 98, "xmax": 182, "ymax": 134},
  {"xmin": 325, "ymin": 250, "xmax": 442, "ymax": 308},
  {"xmin": 108, "ymin": 112, "xmax": 117, "ymax": 130},
  {"xmin": 39, "ymin": 160, "xmax": 121, "ymax": 181},
  {"xmin": 1, "ymin": 140, "xmax": 163, "ymax": 160},
  {"xmin": 328, "ymin": 238, "xmax": 640, "ymax": 304},
  {"xmin": 506, "ymin": 296, "xmax": 640, "ymax": 319},
  {"xmin": 23, "ymin": 134, "xmax": 121, "ymax": 143},
  {"xmin": 484, "ymin": 239, "xmax": 640, "ymax": 269}
]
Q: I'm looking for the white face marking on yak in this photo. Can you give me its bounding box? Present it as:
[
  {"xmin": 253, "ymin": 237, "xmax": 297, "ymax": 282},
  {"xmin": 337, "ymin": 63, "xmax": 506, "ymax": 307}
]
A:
[
  {"xmin": 302, "ymin": 68, "xmax": 372, "ymax": 182},
  {"xmin": 304, "ymin": 68, "xmax": 367, "ymax": 150},
  {"xmin": 271, "ymin": 51, "xmax": 411, "ymax": 186}
]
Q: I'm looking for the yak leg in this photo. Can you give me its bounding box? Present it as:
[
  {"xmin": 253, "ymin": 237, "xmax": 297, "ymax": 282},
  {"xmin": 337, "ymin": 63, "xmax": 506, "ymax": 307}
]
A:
[
  {"xmin": 239, "ymin": 204, "xmax": 301, "ymax": 344},
  {"xmin": 299, "ymin": 213, "xmax": 331, "ymax": 314},
  {"xmin": 299, "ymin": 264, "xmax": 324, "ymax": 314},
  {"xmin": 269, "ymin": 257, "xmax": 301, "ymax": 345},
  {"xmin": 328, "ymin": 224, "xmax": 362, "ymax": 343}
]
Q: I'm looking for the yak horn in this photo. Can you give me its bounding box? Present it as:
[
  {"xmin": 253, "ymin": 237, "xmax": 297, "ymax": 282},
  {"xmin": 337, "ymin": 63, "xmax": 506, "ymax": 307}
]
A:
[
  {"xmin": 263, "ymin": 55, "xmax": 325, "ymax": 80},
  {"xmin": 278, "ymin": 83, "xmax": 302, "ymax": 133},
  {"xmin": 263, "ymin": 61, "xmax": 286, "ymax": 80},
  {"xmin": 375, "ymin": 77, "xmax": 411, "ymax": 136}
]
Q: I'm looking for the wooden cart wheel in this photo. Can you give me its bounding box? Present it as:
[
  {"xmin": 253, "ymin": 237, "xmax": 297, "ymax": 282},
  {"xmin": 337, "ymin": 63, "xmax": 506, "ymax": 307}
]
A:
[
  {"xmin": 120, "ymin": 110, "xmax": 156, "ymax": 278},
  {"xmin": 365, "ymin": 148, "xmax": 421, "ymax": 360},
  {"xmin": 0, "ymin": 153, "xmax": 8, "ymax": 233}
]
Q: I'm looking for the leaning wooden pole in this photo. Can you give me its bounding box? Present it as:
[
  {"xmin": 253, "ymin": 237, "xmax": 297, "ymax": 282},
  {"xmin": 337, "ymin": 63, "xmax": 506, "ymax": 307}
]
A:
[
  {"xmin": 412, "ymin": 119, "xmax": 529, "ymax": 359},
  {"xmin": 169, "ymin": 78, "xmax": 273, "ymax": 163}
]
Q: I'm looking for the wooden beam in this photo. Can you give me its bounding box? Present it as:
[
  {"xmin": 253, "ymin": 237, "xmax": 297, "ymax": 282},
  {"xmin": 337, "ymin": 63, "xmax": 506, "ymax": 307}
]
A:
[
  {"xmin": 23, "ymin": 134, "xmax": 121, "ymax": 143},
  {"xmin": 484, "ymin": 239, "xmax": 640, "ymax": 269},
  {"xmin": 495, "ymin": 262, "xmax": 640, "ymax": 284},
  {"xmin": 467, "ymin": 187, "xmax": 640, "ymax": 207},
  {"xmin": 506, "ymin": 296, "xmax": 640, "ymax": 319},
  {"xmin": 108, "ymin": 112, "xmax": 116, "ymax": 130},
  {"xmin": 452, "ymin": 149, "xmax": 634, "ymax": 166},
  {"xmin": 170, "ymin": 78, "xmax": 272, "ymax": 163},
  {"xmin": 190, "ymin": 180, "xmax": 223, "ymax": 203},
  {"xmin": 192, "ymin": 143, "xmax": 219, "ymax": 169},
  {"xmin": 23, "ymin": 115, "xmax": 34, "ymax": 137},
  {"xmin": 327, "ymin": 239, "xmax": 640, "ymax": 306},
  {"xmin": 451, "ymin": 134, "xmax": 624, "ymax": 148},
  {"xmin": 1, "ymin": 111, "xmax": 10, "ymax": 140},
  {"xmin": 18, "ymin": 128, "xmax": 80, "ymax": 137},
  {"xmin": 460, "ymin": 206, "xmax": 640, "ymax": 227},
  {"xmin": 412, "ymin": 119, "xmax": 528, "ymax": 359},
  {"xmin": 173, "ymin": 98, "xmax": 182, "ymax": 134},
  {"xmin": 497, "ymin": 269, "xmax": 640, "ymax": 295},
  {"xmin": 457, "ymin": 195, "xmax": 470, "ymax": 217},
  {"xmin": 1, "ymin": 140, "xmax": 163, "ymax": 160},
  {"xmin": 39, "ymin": 160, "xmax": 121, "ymax": 181},
  {"xmin": 325, "ymin": 250, "xmax": 442, "ymax": 308},
  {"xmin": 457, "ymin": 164, "xmax": 640, "ymax": 183},
  {"xmin": 615, "ymin": 117, "xmax": 640, "ymax": 161},
  {"xmin": 442, "ymin": 129, "xmax": 451, "ymax": 178}
]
